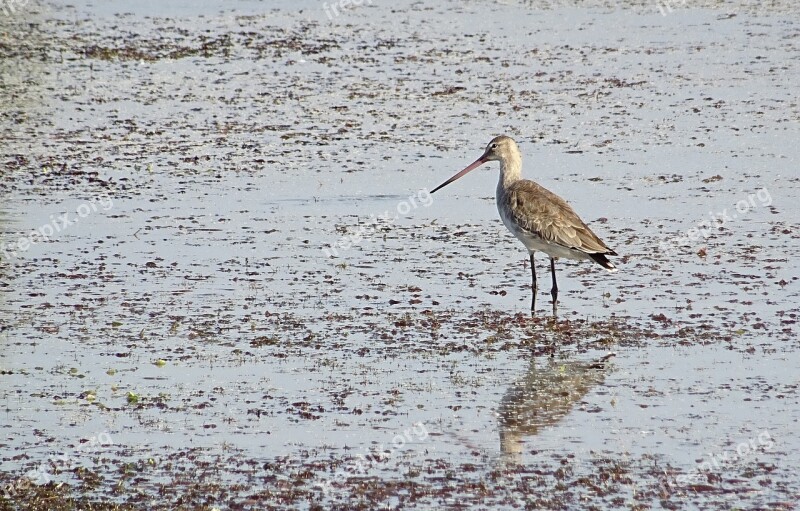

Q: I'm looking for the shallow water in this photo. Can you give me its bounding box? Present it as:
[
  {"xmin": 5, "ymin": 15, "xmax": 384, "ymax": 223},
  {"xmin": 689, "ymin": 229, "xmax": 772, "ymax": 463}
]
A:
[{"xmin": 1, "ymin": 0, "xmax": 799, "ymax": 509}]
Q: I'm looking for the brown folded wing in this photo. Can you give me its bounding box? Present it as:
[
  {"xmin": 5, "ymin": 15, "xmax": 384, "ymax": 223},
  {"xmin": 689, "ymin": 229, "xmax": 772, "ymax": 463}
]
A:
[{"xmin": 503, "ymin": 180, "xmax": 617, "ymax": 255}]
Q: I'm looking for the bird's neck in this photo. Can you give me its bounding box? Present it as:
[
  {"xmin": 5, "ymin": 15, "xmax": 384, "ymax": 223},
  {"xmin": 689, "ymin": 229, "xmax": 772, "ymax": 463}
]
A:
[{"xmin": 498, "ymin": 155, "xmax": 523, "ymax": 190}]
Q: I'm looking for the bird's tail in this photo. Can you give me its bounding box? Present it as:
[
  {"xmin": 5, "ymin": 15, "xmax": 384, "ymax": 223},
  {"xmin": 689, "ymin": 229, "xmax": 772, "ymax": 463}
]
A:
[{"xmin": 589, "ymin": 252, "xmax": 617, "ymax": 272}]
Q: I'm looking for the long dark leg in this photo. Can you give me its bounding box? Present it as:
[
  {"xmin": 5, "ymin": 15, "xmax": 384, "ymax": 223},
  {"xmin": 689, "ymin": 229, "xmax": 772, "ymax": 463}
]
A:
[
  {"xmin": 529, "ymin": 253, "xmax": 537, "ymax": 312},
  {"xmin": 550, "ymin": 257, "xmax": 558, "ymax": 315}
]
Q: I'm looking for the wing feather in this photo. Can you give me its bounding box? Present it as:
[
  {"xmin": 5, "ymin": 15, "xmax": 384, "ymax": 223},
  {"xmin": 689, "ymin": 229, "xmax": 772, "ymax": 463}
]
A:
[{"xmin": 503, "ymin": 180, "xmax": 616, "ymax": 255}]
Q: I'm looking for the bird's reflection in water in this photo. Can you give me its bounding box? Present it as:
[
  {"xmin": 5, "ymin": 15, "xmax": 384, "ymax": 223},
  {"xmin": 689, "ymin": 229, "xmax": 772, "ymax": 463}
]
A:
[{"xmin": 498, "ymin": 353, "xmax": 615, "ymax": 464}]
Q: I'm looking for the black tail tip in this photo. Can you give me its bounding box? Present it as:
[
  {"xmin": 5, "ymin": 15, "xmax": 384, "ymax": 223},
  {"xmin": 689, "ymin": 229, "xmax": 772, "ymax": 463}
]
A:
[{"xmin": 589, "ymin": 253, "xmax": 617, "ymax": 272}]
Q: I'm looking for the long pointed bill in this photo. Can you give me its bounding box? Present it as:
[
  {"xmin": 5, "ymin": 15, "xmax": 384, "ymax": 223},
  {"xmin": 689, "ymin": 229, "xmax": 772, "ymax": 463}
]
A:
[{"xmin": 430, "ymin": 155, "xmax": 488, "ymax": 194}]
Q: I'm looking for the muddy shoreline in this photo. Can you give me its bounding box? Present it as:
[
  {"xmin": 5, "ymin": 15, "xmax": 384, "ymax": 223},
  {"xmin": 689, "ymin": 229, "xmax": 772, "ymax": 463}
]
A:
[{"xmin": 1, "ymin": 0, "xmax": 798, "ymax": 509}]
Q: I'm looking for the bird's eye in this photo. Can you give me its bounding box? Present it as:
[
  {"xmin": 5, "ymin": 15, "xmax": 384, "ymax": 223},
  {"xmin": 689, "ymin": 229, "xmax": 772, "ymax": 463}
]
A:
[{"xmin": 490, "ymin": 143, "xmax": 497, "ymax": 149}]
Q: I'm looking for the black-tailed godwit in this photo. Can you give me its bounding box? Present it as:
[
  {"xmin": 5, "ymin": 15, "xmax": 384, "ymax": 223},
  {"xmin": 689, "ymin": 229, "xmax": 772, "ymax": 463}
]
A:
[{"xmin": 431, "ymin": 135, "xmax": 617, "ymax": 314}]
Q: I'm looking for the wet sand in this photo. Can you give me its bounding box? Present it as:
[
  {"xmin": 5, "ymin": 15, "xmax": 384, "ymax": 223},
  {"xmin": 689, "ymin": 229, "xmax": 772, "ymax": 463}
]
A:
[{"xmin": 1, "ymin": 0, "xmax": 798, "ymax": 509}]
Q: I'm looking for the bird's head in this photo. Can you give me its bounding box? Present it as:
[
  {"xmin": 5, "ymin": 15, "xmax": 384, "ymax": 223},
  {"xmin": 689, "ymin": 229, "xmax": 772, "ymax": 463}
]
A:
[
  {"xmin": 431, "ymin": 135, "xmax": 520, "ymax": 194},
  {"xmin": 480, "ymin": 135, "xmax": 519, "ymax": 163}
]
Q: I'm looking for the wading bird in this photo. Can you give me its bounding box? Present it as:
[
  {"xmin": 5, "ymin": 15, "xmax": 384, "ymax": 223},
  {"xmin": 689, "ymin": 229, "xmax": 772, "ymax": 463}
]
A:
[{"xmin": 431, "ymin": 136, "xmax": 617, "ymax": 314}]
